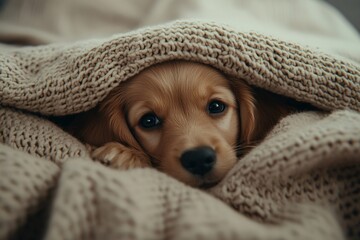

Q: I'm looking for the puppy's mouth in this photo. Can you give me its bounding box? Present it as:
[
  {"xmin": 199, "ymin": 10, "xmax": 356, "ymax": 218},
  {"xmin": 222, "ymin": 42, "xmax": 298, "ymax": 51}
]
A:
[
  {"xmin": 196, "ymin": 174, "xmax": 222, "ymax": 189},
  {"xmin": 199, "ymin": 180, "xmax": 220, "ymax": 189}
]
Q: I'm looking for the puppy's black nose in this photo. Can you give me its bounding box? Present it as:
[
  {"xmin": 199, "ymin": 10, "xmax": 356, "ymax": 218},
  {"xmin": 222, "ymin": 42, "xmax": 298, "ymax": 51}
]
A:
[{"xmin": 180, "ymin": 146, "xmax": 216, "ymax": 175}]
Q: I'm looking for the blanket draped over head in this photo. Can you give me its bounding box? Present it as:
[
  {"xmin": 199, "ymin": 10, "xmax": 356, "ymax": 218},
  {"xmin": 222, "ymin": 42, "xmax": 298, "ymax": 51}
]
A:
[{"xmin": 1, "ymin": 2, "xmax": 360, "ymax": 240}]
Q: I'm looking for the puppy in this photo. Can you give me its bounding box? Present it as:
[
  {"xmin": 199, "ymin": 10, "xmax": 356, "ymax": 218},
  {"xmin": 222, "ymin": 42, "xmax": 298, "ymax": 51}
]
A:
[{"xmin": 63, "ymin": 61, "xmax": 295, "ymax": 188}]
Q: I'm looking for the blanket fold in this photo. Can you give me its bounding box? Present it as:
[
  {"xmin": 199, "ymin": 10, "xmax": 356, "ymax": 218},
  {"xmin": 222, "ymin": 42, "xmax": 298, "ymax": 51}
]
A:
[
  {"xmin": 1, "ymin": 20, "xmax": 360, "ymax": 240},
  {"xmin": 1, "ymin": 22, "xmax": 359, "ymax": 116}
]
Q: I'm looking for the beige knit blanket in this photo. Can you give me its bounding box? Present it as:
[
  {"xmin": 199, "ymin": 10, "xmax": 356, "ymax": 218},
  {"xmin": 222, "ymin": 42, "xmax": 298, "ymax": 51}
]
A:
[{"xmin": 1, "ymin": 19, "xmax": 360, "ymax": 240}]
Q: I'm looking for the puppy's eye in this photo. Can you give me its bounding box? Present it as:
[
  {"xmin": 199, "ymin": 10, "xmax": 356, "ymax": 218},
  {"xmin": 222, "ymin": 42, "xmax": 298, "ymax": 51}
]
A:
[
  {"xmin": 139, "ymin": 113, "xmax": 161, "ymax": 129},
  {"xmin": 207, "ymin": 100, "xmax": 227, "ymax": 115}
]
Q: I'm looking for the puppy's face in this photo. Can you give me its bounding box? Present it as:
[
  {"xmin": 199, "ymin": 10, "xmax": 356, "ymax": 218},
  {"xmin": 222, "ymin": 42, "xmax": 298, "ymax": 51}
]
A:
[
  {"xmin": 70, "ymin": 61, "xmax": 292, "ymax": 187},
  {"xmin": 108, "ymin": 62, "xmax": 240, "ymax": 187}
]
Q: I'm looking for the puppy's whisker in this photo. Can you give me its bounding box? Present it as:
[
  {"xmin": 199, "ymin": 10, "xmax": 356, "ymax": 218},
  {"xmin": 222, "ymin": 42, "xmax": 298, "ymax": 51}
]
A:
[
  {"xmin": 233, "ymin": 144, "xmax": 257, "ymax": 151},
  {"xmin": 232, "ymin": 142, "xmax": 259, "ymax": 156},
  {"xmin": 232, "ymin": 140, "xmax": 260, "ymax": 149}
]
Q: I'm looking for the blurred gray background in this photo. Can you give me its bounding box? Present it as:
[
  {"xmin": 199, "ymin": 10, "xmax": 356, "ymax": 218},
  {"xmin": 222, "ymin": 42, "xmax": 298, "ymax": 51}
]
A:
[
  {"xmin": 0, "ymin": 0, "xmax": 358, "ymax": 32},
  {"xmin": 325, "ymin": 0, "xmax": 359, "ymax": 32}
]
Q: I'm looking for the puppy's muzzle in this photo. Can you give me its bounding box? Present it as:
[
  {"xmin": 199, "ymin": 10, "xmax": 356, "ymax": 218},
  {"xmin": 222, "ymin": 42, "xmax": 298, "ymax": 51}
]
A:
[{"xmin": 180, "ymin": 146, "xmax": 216, "ymax": 175}]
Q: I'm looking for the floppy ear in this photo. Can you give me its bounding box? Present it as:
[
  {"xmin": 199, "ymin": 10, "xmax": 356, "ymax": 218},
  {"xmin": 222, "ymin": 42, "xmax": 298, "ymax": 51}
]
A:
[
  {"xmin": 230, "ymin": 79, "xmax": 292, "ymax": 145},
  {"xmin": 251, "ymin": 88, "xmax": 294, "ymax": 141},
  {"xmin": 98, "ymin": 85, "xmax": 142, "ymax": 150},
  {"xmin": 67, "ymin": 85, "xmax": 142, "ymax": 151},
  {"xmin": 229, "ymin": 79, "xmax": 256, "ymax": 144}
]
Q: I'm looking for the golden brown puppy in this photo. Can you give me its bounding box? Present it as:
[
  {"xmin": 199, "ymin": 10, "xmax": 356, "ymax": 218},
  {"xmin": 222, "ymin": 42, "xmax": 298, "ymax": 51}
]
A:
[{"xmin": 64, "ymin": 61, "xmax": 295, "ymax": 188}]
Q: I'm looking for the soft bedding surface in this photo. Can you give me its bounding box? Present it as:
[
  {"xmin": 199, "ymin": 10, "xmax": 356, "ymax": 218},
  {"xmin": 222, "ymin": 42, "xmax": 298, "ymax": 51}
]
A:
[{"xmin": 1, "ymin": 0, "xmax": 360, "ymax": 240}]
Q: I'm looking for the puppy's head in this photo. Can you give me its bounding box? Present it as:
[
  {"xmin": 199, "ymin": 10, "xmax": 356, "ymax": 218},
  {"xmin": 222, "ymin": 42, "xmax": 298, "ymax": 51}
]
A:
[{"xmin": 99, "ymin": 61, "xmax": 258, "ymax": 187}]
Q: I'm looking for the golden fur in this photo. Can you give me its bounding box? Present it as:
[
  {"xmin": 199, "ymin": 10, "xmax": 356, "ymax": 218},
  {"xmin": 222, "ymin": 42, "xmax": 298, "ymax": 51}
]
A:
[{"xmin": 63, "ymin": 61, "xmax": 296, "ymax": 187}]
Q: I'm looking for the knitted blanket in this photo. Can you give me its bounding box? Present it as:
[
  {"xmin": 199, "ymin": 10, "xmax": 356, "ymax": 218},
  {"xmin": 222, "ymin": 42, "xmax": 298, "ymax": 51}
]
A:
[{"xmin": 1, "ymin": 20, "xmax": 360, "ymax": 240}]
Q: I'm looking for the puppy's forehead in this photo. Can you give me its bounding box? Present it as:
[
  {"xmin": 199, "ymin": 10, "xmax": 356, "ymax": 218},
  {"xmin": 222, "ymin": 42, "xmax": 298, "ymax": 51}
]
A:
[{"xmin": 127, "ymin": 62, "xmax": 230, "ymax": 102}]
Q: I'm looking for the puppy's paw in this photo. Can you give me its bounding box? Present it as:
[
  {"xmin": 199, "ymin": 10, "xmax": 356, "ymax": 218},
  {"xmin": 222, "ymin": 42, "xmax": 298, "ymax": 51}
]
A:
[{"xmin": 91, "ymin": 142, "xmax": 151, "ymax": 170}]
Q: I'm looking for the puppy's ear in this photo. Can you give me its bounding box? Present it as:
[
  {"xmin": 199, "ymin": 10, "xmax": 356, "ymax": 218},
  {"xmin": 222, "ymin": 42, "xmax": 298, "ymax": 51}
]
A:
[
  {"xmin": 68, "ymin": 85, "xmax": 141, "ymax": 150},
  {"xmin": 98, "ymin": 86, "xmax": 142, "ymax": 150},
  {"xmin": 65, "ymin": 106, "xmax": 115, "ymax": 146},
  {"xmin": 230, "ymin": 79, "xmax": 292, "ymax": 145},
  {"xmin": 229, "ymin": 79, "xmax": 256, "ymax": 144},
  {"xmin": 100, "ymin": 86, "xmax": 141, "ymax": 150},
  {"xmin": 252, "ymin": 87, "xmax": 295, "ymax": 141}
]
